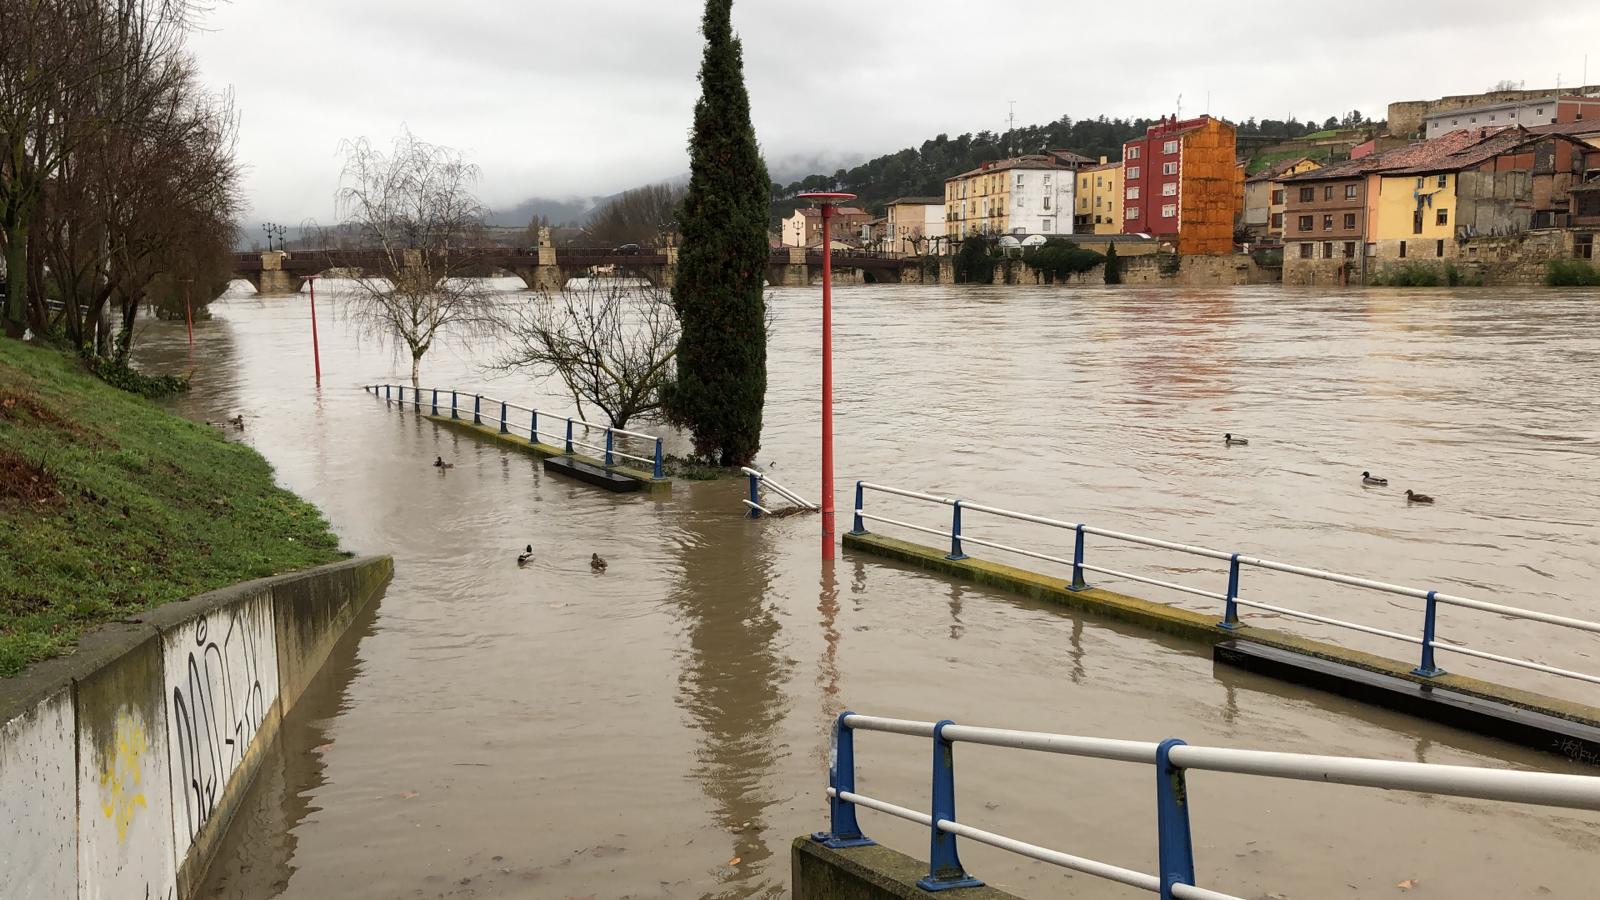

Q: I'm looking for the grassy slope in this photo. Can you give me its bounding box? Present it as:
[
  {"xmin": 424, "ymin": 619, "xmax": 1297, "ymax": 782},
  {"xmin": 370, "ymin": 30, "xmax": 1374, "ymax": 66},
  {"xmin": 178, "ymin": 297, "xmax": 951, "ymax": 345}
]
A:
[{"xmin": 0, "ymin": 340, "xmax": 343, "ymax": 676}]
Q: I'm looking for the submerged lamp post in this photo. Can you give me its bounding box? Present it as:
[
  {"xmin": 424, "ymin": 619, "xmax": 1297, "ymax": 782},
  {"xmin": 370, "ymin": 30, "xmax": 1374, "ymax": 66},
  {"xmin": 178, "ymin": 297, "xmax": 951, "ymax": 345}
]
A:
[
  {"xmin": 795, "ymin": 191, "xmax": 857, "ymax": 560},
  {"xmin": 306, "ymin": 275, "xmax": 322, "ymax": 384}
]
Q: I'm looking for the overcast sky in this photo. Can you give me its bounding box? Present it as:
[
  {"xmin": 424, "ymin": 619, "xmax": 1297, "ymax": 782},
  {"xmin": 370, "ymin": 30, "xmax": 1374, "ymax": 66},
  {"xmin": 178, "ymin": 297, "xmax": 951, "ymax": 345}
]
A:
[{"xmin": 191, "ymin": 0, "xmax": 1600, "ymax": 224}]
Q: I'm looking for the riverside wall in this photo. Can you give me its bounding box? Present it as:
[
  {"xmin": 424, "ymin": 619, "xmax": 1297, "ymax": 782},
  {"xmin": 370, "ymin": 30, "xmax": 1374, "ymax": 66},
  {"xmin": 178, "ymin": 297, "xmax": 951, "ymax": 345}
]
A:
[{"xmin": 0, "ymin": 555, "xmax": 393, "ymax": 900}]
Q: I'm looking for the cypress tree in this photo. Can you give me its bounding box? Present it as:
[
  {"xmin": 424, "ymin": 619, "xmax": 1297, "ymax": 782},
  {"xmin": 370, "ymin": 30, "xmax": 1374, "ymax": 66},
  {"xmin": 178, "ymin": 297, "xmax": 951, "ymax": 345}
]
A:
[
  {"xmin": 1103, "ymin": 242, "xmax": 1122, "ymax": 284},
  {"xmin": 666, "ymin": 0, "xmax": 771, "ymax": 467}
]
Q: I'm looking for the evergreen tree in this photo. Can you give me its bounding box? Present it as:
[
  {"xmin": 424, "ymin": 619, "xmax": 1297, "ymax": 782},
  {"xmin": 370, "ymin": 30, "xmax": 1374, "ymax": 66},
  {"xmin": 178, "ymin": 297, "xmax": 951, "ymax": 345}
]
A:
[
  {"xmin": 1104, "ymin": 243, "xmax": 1121, "ymax": 285},
  {"xmin": 666, "ymin": 0, "xmax": 771, "ymax": 466}
]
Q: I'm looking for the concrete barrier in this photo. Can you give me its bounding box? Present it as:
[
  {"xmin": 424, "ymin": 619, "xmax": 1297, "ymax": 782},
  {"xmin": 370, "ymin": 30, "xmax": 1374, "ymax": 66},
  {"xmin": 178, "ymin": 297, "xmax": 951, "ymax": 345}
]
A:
[
  {"xmin": 0, "ymin": 555, "xmax": 392, "ymax": 900},
  {"xmin": 792, "ymin": 837, "xmax": 1023, "ymax": 900}
]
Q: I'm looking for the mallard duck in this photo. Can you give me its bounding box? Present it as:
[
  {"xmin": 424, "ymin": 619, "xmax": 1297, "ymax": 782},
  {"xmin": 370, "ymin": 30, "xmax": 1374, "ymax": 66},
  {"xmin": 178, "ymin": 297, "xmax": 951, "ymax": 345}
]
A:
[
  {"xmin": 1224, "ymin": 433, "xmax": 1248, "ymax": 446},
  {"xmin": 517, "ymin": 544, "xmax": 534, "ymax": 565},
  {"xmin": 1405, "ymin": 490, "xmax": 1434, "ymax": 504},
  {"xmin": 590, "ymin": 553, "xmax": 607, "ymax": 572},
  {"xmin": 1362, "ymin": 471, "xmax": 1388, "ymax": 487},
  {"xmin": 228, "ymin": 414, "xmax": 245, "ymax": 430},
  {"xmin": 433, "ymin": 456, "xmax": 454, "ymax": 470}
]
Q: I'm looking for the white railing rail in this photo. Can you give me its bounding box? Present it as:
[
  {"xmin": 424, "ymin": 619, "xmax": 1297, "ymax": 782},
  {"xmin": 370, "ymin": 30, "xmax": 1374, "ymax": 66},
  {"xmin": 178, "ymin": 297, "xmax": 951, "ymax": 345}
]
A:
[
  {"xmin": 848, "ymin": 480, "xmax": 1600, "ymax": 688},
  {"xmin": 364, "ymin": 384, "xmax": 666, "ymax": 479},
  {"xmin": 741, "ymin": 466, "xmax": 817, "ymax": 517},
  {"xmin": 816, "ymin": 711, "xmax": 1600, "ymax": 898}
]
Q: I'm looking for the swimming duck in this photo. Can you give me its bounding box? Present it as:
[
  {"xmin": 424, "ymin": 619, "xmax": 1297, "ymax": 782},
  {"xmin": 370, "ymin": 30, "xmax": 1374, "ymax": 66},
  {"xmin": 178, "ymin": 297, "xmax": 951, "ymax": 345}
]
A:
[
  {"xmin": 228, "ymin": 414, "xmax": 245, "ymax": 430},
  {"xmin": 1405, "ymin": 490, "xmax": 1434, "ymax": 504},
  {"xmin": 517, "ymin": 544, "xmax": 534, "ymax": 565},
  {"xmin": 433, "ymin": 456, "xmax": 454, "ymax": 470},
  {"xmin": 1224, "ymin": 433, "xmax": 1248, "ymax": 446},
  {"xmin": 1362, "ymin": 471, "xmax": 1388, "ymax": 487},
  {"xmin": 591, "ymin": 553, "xmax": 607, "ymax": 572}
]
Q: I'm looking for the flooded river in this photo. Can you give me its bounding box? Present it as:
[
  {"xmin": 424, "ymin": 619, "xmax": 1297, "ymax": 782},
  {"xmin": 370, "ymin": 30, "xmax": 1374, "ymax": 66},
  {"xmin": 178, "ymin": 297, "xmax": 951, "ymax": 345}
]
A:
[{"xmin": 133, "ymin": 281, "xmax": 1600, "ymax": 899}]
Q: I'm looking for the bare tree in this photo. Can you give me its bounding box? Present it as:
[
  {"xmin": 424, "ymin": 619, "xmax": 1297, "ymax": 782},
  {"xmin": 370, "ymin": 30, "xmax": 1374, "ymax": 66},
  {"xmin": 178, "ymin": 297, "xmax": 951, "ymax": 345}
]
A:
[
  {"xmin": 336, "ymin": 128, "xmax": 496, "ymax": 386},
  {"xmin": 585, "ymin": 182, "xmax": 686, "ymax": 248},
  {"xmin": 495, "ymin": 281, "xmax": 679, "ymax": 428}
]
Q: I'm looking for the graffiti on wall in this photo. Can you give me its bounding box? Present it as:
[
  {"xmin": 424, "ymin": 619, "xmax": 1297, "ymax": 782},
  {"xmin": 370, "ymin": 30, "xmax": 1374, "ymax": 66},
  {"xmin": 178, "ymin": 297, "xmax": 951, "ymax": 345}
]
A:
[
  {"xmin": 79, "ymin": 702, "xmax": 176, "ymax": 900},
  {"xmin": 99, "ymin": 711, "xmax": 151, "ymax": 843},
  {"xmin": 164, "ymin": 594, "xmax": 280, "ymax": 858}
]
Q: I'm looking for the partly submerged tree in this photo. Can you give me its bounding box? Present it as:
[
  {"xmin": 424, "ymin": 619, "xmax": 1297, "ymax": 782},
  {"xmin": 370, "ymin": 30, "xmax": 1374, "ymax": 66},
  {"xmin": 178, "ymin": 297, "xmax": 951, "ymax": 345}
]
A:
[
  {"xmin": 1022, "ymin": 238, "xmax": 1102, "ymax": 284},
  {"xmin": 336, "ymin": 128, "xmax": 496, "ymax": 386},
  {"xmin": 663, "ymin": 0, "xmax": 771, "ymax": 467},
  {"xmin": 496, "ymin": 281, "xmax": 679, "ymax": 428},
  {"xmin": 1103, "ymin": 242, "xmax": 1122, "ymax": 285}
]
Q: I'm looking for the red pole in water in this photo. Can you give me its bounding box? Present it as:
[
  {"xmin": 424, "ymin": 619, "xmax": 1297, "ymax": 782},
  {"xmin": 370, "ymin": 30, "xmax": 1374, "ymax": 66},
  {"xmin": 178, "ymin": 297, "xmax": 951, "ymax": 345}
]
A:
[
  {"xmin": 798, "ymin": 191, "xmax": 856, "ymax": 560},
  {"xmin": 183, "ymin": 279, "xmax": 193, "ymax": 349},
  {"xmin": 307, "ymin": 275, "xmax": 322, "ymax": 384}
]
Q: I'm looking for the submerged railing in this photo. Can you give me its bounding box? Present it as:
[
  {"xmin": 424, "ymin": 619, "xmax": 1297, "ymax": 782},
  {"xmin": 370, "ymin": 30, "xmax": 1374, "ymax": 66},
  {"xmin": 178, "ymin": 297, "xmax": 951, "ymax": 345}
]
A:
[
  {"xmin": 364, "ymin": 383, "xmax": 665, "ymax": 479},
  {"xmin": 741, "ymin": 466, "xmax": 817, "ymax": 517},
  {"xmin": 850, "ymin": 481, "xmax": 1600, "ymax": 689},
  {"xmin": 817, "ymin": 711, "xmax": 1600, "ymax": 897}
]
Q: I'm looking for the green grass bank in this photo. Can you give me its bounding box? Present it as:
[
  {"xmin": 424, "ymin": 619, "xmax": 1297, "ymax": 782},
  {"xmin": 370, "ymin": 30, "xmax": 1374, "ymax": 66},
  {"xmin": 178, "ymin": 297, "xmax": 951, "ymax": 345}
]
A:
[{"xmin": 0, "ymin": 340, "xmax": 343, "ymax": 676}]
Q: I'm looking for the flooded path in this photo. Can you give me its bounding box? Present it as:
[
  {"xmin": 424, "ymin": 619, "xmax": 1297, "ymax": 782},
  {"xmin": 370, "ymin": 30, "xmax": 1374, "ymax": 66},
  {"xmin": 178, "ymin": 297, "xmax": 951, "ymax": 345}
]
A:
[{"xmin": 132, "ymin": 282, "xmax": 1600, "ymax": 899}]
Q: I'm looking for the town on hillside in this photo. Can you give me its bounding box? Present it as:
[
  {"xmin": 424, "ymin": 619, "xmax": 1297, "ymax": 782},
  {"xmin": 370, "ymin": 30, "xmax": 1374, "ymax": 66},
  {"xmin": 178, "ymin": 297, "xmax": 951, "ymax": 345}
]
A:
[{"xmin": 773, "ymin": 85, "xmax": 1600, "ymax": 286}]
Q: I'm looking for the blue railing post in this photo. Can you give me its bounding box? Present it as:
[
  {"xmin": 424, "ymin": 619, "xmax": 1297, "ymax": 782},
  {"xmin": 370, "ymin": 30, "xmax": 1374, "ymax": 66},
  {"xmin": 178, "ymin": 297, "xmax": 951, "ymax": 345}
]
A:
[
  {"xmin": 413, "ymin": 388, "xmax": 420, "ymax": 412},
  {"xmin": 531, "ymin": 410, "xmax": 539, "ymax": 444},
  {"xmin": 431, "ymin": 389, "xmax": 438, "ymax": 416},
  {"xmin": 1218, "ymin": 553, "xmax": 1243, "ymax": 630},
  {"xmin": 604, "ymin": 428, "xmax": 615, "ymax": 467},
  {"xmin": 499, "ymin": 401, "xmax": 508, "ymax": 433},
  {"xmin": 1068, "ymin": 524, "xmax": 1090, "ymax": 591},
  {"xmin": 747, "ymin": 470, "xmax": 761, "ymax": 518},
  {"xmin": 848, "ymin": 481, "xmax": 866, "ymax": 535},
  {"xmin": 652, "ymin": 438, "xmax": 665, "ymax": 480},
  {"xmin": 384, "ymin": 384, "xmax": 391, "ymax": 402},
  {"xmin": 450, "ymin": 391, "xmax": 458, "ymax": 419},
  {"xmin": 565, "ymin": 418, "xmax": 574, "ymax": 454},
  {"xmin": 397, "ymin": 385, "xmax": 404, "ymax": 405},
  {"xmin": 1155, "ymin": 739, "xmax": 1196, "ymax": 900},
  {"xmin": 810, "ymin": 712, "xmax": 874, "ymax": 849},
  {"xmin": 473, "ymin": 394, "xmax": 482, "ymax": 425},
  {"xmin": 1413, "ymin": 590, "xmax": 1445, "ymax": 678},
  {"xmin": 917, "ymin": 720, "xmax": 983, "ymax": 892},
  {"xmin": 946, "ymin": 501, "xmax": 967, "ymax": 561}
]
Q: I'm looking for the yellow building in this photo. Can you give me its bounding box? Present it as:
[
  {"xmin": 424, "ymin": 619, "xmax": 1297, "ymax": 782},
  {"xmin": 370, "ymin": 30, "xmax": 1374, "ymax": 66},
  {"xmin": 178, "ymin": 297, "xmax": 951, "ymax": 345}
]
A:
[
  {"xmin": 1074, "ymin": 158, "xmax": 1122, "ymax": 234},
  {"xmin": 1243, "ymin": 157, "xmax": 1323, "ymax": 238},
  {"xmin": 944, "ymin": 155, "xmax": 1075, "ymax": 240},
  {"xmin": 1369, "ymin": 170, "xmax": 1457, "ymax": 260}
]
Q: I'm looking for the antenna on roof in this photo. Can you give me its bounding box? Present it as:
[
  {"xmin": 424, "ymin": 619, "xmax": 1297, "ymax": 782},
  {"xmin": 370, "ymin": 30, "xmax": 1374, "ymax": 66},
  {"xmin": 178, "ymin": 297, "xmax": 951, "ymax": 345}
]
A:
[{"xmin": 1176, "ymin": 93, "xmax": 1183, "ymax": 120}]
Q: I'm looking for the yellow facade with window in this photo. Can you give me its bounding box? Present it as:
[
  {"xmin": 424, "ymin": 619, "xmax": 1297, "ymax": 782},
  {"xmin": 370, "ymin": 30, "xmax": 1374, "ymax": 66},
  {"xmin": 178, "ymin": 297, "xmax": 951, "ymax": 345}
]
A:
[
  {"xmin": 1075, "ymin": 161, "xmax": 1123, "ymax": 234},
  {"xmin": 944, "ymin": 169, "xmax": 1012, "ymax": 239},
  {"xmin": 1370, "ymin": 171, "xmax": 1457, "ymax": 258}
]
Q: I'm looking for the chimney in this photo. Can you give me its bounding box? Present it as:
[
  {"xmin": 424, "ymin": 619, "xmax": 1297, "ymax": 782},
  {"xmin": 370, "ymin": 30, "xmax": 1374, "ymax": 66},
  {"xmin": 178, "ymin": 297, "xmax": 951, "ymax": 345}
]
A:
[{"xmin": 1099, "ymin": 155, "xmax": 1108, "ymax": 164}]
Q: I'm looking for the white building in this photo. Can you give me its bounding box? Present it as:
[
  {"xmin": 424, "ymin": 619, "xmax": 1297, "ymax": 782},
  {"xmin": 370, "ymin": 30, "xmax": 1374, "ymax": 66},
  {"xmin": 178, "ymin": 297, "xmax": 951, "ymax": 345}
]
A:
[
  {"xmin": 1423, "ymin": 95, "xmax": 1600, "ymax": 138},
  {"xmin": 882, "ymin": 197, "xmax": 946, "ymax": 255},
  {"xmin": 1009, "ymin": 165, "xmax": 1075, "ymax": 236}
]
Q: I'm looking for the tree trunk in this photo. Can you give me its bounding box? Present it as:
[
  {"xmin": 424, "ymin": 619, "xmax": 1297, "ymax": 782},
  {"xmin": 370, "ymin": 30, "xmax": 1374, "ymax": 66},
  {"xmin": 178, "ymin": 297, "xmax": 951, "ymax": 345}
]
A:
[
  {"xmin": 3, "ymin": 218, "xmax": 30, "ymax": 338},
  {"xmin": 410, "ymin": 352, "xmax": 422, "ymax": 389}
]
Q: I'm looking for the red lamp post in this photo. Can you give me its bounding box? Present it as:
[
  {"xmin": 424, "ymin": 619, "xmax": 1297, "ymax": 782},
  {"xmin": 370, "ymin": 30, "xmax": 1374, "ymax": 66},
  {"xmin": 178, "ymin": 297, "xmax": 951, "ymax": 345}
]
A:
[
  {"xmin": 795, "ymin": 192, "xmax": 856, "ymax": 559},
  {"xmin": 306, "ymin": 275, "xmax": 322, "ymax": 384}
]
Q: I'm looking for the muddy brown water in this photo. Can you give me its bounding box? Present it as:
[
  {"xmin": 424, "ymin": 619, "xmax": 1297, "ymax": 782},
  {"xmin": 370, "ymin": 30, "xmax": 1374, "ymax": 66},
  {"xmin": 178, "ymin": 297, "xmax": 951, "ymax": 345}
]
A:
[{"xmin": 132, "ymin": 281, "xmax": 1600, "ymax": 899}]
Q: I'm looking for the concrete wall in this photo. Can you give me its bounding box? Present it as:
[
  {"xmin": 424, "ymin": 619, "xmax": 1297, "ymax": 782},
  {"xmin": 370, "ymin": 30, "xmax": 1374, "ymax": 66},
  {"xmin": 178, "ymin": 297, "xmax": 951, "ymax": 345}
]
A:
[
  {"xmin": 0, "ymin": 555, "xmax": 392, "ymax": 900},
  {"xmin": 792, "ymin": 838, "xmax": 1023, "ymax": 900}
]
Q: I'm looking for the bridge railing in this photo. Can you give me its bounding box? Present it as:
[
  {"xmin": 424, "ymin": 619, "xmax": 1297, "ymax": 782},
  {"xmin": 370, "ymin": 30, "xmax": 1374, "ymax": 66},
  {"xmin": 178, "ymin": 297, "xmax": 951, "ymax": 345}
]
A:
[
  {"xmin": 816, "ymin": 711, "xmax": 1600, "ymax": 898},
  {"xmin": 364, "ymin": 383, "xmax": 665, "ymax": 479},
  {"xmin": 850, "ymin": 481, "xmax": 1600, "ymax": 689},
  {"xmin": 740, "ymin": 466, "xmax": 817, "ymax": 517}
]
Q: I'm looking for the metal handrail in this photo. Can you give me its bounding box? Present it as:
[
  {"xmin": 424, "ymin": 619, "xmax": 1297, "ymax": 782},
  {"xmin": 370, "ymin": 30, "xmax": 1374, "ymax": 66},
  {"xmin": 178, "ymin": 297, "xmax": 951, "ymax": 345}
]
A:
[
  {"xmin": 741, "ymin": 466, "xmax": 817, "ymax": 519},
  {"xmin": 364, "ymin": 384, "xmax": 666, "ymax": 479},
  {"xmin": 816, "ymin": 712, "xmax": 1600, "ymax": 898},
  {"xmin": 849, "ymin": 481, "xmax": 1600, "ymax": 688}
]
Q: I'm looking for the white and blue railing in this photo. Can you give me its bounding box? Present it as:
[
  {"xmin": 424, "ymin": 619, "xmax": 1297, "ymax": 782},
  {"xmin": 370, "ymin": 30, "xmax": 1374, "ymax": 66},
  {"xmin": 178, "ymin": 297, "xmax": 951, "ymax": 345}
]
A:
[
  {"xmin": 817, "ymin": 711, "xmax": 1600, "ymax": 898},
  {"xmin": 849, "ymin": 481, "xmax": 1600, "ymax": 689},
  {"xmin": 741, "ymin": 466, "xmax": 817, "ymax": 518},
  {"xmin": 364, "ymin": 383, "xmax": 666, "ymax": 479}
]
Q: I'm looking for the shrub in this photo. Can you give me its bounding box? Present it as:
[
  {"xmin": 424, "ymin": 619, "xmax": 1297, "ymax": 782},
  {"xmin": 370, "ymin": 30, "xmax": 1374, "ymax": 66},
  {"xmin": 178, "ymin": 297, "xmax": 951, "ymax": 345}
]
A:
[
  {"xmin": 954, "ymin": 234, "xmax": 998, "ymax": 283},
  {"xmin": 1546, "ymin": 259, "xmax": 1600, "ymax": 286},
  {"xmin": 1022, "ymin": 238, "xmax": 1103, "ymax": 283}
]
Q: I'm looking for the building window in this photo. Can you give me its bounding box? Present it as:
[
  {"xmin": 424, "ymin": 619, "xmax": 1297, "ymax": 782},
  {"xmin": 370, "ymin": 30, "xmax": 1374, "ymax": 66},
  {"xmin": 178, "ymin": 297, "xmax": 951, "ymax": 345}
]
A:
[
  {"xmin": 1344, "ymin": 213, "xmax": 1357, "ymax": 229},
  {"xmin": 1162, "ymin": 182, "xmax": 1177, "ymax": 196},
  {"xmin": 1126, "ymin": 187, "xmax": 1140, "ymax": 200},
  {"xmin": 1413, "ymin": 210, "xmax": 1424, "ymax": 234},
  {"xmin": 1096, "ymin": 196, "xmax": 1103, "ymax": 208},
  {"xmin": 1416, "ymin": 177, "xmax": 1425, "ymax": 189},
  {"xmin": 1323, "ymin": 241, "xmax": 1333, "ymax": 258},
  {"xmin": 1271, "ymin": 212, "xmax": 1284, "ymax": 229},
  {"xmin": 1128, "ymin": 147, "xmax": 1141, "ymax": 159},
  {"xmin": 1043, "ymin": 174, "xmax": 1052, "ymax": 186},
  {"xmin": 1436, "ymin": 239, "xmax": 1445, "ymax": 257},
  {"xmin": 1437, "ymin": 174, "xmax": 1448, "ymax": 188},
  {"xmin": 1399, "ymin": 240, "xmax": 1408, "ymax": 258},
  {"xmin": 1161, "ymin": 203, "xmax": 1177, "ymax": 218},
  {"xmin": 1043, "ymin": 196, "xmax": 1051, "ymax": 210},
  {"xmin": 1343, "ymin": 241, "xmax": 1356, "ymax": 258},
  {"xmin": 1299, "ymin": 243, "xmax": 1313, "ymax": 259},
  {"xmin": 1017, "ymin": 197, "xmax": 1025, "ymax": 208},
  {"xmin": 1163, "ymin": 140, "xmax": 1179, "ymax": 154},
  {"xmin": 1299, "ymin": 187, "xmax": 1315, "ymax": 202},
  {"xmin": 1127, "ymin": 207, "xmax": 1139, "ymax": 219},
  {"xmin": 1298, "ymin": 215, "xmax": 1314, "ymax": 232},
  {"xmin": 1127, "ymin": 166, "xmax": 1141, "ymax": 179},
  {"xmin": 1345, "ymin": 184, "xmax": 1358, "ymax": 199},
  {"xmin": 1080, "ymin": 177, "xmax": 1088, "ymax": 189},
  {"xmin": 1323, "ymin": 214, "xmax": 1334, "ymax": 230},
  {"xmin": 1324, "ymin": 185, "xmax": 1334, "ymax": 201},
  {"xmin": 1536, "ymin": 107, "xmax": 1544, "ymax": 116},
  {"xmin": 1017, "ymin": 174, "xmax": 1025, "ymax": 187},
  {"xmin": 1042, "ymin": 220, "xmax": 1052, "ymax": 232},
  {"xmin": 1436, "ymin": 208, "xmax": 1448, "ymax": 226},
  {"xmin": 1271, "ymin": 189, "xmax": 1284, "ymax": 204},
  {"xmin": 1162, "ymin": 162, "xmax": 1178, "ymax": 176}
]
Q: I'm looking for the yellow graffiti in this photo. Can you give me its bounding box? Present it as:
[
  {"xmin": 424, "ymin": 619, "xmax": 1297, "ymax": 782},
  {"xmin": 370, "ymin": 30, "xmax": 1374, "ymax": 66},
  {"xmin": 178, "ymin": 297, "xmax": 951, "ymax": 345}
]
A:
[{"xmin": 99, "ymin": 711, "xmax": 150, "ymax": 843}]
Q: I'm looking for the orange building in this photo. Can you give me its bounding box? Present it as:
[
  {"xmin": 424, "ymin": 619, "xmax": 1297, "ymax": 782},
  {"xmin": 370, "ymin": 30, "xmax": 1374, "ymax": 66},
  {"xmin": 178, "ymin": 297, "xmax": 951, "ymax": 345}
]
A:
[{"xmin": 1121, "ymin": 115, "xmax": 1240, "ymax": 255}]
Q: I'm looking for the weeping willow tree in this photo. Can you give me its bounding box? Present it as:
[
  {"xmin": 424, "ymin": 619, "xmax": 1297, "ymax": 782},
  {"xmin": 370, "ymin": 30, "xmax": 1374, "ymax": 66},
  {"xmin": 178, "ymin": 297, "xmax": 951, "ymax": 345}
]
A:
[{"xmin": 664, "ymin": 0, "xmax": 771, "ymax": 467}]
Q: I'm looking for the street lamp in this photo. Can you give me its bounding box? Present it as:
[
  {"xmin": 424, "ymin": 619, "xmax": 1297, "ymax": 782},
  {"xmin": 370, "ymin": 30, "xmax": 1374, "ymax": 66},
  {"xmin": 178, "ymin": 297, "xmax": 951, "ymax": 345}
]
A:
[{"xmin": 795, "ymin": 191, "xmax": 857, "ymax": 560}]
